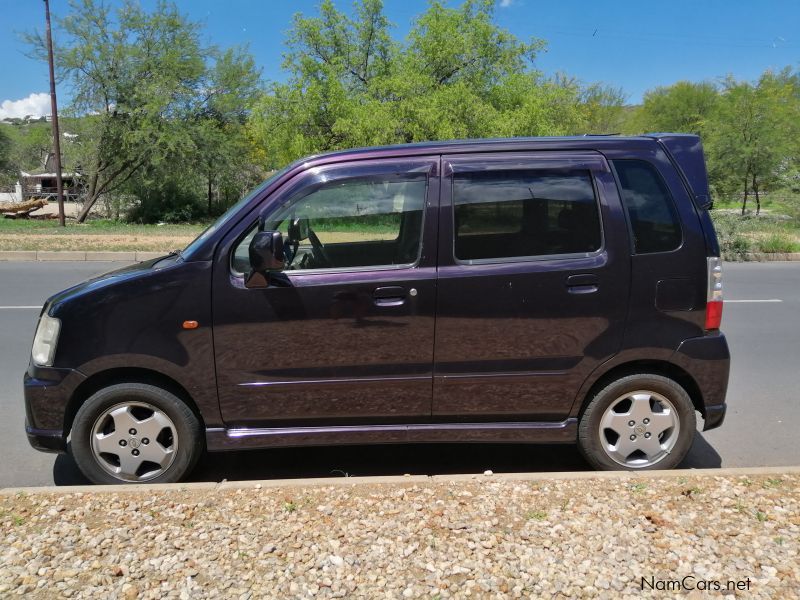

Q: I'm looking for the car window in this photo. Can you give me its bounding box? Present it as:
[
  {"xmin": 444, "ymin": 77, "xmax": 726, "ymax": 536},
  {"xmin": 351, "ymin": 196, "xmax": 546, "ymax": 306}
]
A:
[
  {"xmin": 612, "ymin": 159, "xmax": 682, "ymax": 253},
  {"xmin": 452, "ymin": 170, "xmax": 601, "ymax": 262},
  {"xmin": 232, "ymin": 175, "xmax": 427, "ymax": 273}
]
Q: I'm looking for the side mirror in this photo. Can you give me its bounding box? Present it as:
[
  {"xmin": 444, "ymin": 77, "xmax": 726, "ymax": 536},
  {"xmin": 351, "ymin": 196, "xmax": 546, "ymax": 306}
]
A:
[
  {"xmin": 245, "ymin": 230, "xmax": 285, "ymax": 289},
  {"xmin": 288, "ymin": 217, "xmax": 309, "ymax": 242}
]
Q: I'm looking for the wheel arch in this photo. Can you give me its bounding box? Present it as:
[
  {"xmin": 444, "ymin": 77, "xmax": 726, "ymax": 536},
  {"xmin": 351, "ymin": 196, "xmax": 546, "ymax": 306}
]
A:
[
  {"xmin": 65, "ymin": 367, "xmax": 205, "ymax": 437},
  {"xmin": 574, "ymin": 359, "xmax": 705, "ymax": 420}
]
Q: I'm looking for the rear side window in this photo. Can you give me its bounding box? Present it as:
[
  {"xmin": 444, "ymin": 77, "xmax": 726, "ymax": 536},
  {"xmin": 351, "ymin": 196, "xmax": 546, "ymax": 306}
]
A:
[
  {"xmin": 452, "ymin": 170, "xmax": 601, "ymax": 262},
  {"xmin": 612, "ymin": 160, "xmax": 682, "ymax": 253}
]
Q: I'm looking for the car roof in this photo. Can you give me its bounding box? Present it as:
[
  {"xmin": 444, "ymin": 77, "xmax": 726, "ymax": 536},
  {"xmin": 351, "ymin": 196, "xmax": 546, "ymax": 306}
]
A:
[{"xmin": 299, "ymin": 134, "xmax": 690, "ymax": 165}]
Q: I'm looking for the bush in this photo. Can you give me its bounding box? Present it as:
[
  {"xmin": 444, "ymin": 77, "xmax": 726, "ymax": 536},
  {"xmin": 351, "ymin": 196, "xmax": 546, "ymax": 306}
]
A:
[
  {"xmin": 710, "ymin": 211, "xmax": 751, "ymax": 261},
  {"xmin": 125, "ymin": 179, "xmax": 206, "ymax": 224},
  {"xmin": 755, "ymin": 233, "xmax": 800, "ymax": 254}
]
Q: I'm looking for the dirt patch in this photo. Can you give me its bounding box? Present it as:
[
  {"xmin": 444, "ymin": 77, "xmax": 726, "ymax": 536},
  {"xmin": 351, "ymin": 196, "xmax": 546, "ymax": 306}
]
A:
[{"xmin": 0, "ymin": 234, "xmax": 197, "ymax": 252}]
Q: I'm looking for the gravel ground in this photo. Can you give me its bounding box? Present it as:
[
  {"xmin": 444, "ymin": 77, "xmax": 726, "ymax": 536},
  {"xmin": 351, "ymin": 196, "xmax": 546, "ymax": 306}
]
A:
[{"xmin": 1, "ymin": 473, "xmax": 798, "ymax": 599}]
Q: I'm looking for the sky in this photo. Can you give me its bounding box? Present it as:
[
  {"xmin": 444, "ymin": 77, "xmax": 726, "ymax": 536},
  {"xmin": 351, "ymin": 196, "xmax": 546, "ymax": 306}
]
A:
[{"xmin": 1, "ymin": 0, "xmax": 798, "ymax": 119}]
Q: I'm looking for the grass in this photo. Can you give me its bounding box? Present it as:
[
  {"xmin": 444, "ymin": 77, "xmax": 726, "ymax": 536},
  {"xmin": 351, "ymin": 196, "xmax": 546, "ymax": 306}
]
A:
[
  {"xmin": 711, "ymin": 192, "xmax": 800, "ymax": 260},
  {"xmin": 0, "ymin": 217, "xmax": 397, "ymax": 251},
  {"xmin": 0, "ymin": 219, "xmax": 207, "ymax": 252}
]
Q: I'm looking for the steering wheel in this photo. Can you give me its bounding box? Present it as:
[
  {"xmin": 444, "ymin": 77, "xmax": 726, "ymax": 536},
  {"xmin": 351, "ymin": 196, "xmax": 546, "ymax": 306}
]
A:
[{"xmin": 307, "ymin": 227, "xmax": 333, "ymax": 268}]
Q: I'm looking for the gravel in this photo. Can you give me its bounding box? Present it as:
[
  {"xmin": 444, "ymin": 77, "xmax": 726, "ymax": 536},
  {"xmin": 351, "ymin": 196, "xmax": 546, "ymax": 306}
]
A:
[{"xmin": 1, "ymin": 473, "xmax": 798, "ymax": 598}]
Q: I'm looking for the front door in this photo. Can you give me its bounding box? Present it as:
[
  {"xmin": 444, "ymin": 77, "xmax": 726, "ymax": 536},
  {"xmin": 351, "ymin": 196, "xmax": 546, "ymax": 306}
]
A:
[
  {"xmin": 212, "ymin": 157, "xmax": 439, "ymax": 428},
  {"xmin": 433, "ymin": 152, "xmax": 630, "ymax": 422}
]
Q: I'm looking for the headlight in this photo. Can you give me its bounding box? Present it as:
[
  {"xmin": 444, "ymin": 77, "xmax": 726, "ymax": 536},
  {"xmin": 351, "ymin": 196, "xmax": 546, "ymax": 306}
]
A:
[{"xmin": 32, "ymin": 314, "xmax": 61, "ymax": 367}]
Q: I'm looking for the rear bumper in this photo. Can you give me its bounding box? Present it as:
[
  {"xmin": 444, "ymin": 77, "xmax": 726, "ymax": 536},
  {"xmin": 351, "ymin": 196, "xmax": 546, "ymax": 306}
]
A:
[
  {"xmin": 671, "ymin": 332, "xmax": 730, "ymax": 431},
  {"xmin": 702, "ymin": 403, "xmax": 727, "ymax": 431}
]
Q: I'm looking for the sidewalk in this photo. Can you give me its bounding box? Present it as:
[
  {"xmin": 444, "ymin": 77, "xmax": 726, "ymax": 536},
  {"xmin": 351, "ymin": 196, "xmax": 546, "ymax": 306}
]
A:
[{"xmin": 2, "ymin": 467, "xmax": 798, "ymax": 598}]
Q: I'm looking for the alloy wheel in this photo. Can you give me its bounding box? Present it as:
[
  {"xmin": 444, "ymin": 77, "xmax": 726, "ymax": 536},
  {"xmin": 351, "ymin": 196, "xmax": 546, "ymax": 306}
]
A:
[
  {"xmin": 598, "ymin": 390, "xmax": 681, "ymax": 468},
  {"xmin": 90, "ymin": 401, "xmax": 178, "ymax": 482}
]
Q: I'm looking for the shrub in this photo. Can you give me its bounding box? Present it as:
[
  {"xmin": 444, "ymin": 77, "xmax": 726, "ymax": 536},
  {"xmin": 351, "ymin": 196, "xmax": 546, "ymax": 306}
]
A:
[
  {"xmin": 755, "ymin": 233, "xmax": 800, "ymax": 254},
  {"xmin": 125, "ymin": 179, "xmax": 206, "ymax": 224},
  {"xmin": 710, "ymin": 211, "xmax": 751, "ymax": 261}
]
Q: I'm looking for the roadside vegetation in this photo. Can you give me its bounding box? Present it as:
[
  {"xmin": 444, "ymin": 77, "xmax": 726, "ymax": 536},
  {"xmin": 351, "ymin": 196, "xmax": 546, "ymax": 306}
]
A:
[
  {"xmin": 0, "ymin": 219, "xmax": 204, "ymax": 252},
  {"xmin": 711, "ymin": 194, "xmax": 800, "ymax": 260},
  {"xmin": 1, "ymin": 0, "xmax": 799, "ymax": 257}
]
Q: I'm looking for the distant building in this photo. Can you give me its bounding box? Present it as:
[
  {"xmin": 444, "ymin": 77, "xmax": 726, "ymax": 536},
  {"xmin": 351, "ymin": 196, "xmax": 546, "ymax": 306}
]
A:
[{"xmin": 19, "ymin": 153, "xmax": 81, "ymax": 202}]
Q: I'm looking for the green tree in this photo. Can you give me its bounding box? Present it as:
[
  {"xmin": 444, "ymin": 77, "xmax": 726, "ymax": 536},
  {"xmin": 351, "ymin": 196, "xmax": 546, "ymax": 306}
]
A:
[
  {"xmin": 579, "ymin": 82, "xmax": 628, "ymax": 134},
  {"xmin": 628, "ymin": 81, "xmax": 718, "ymax": 135},
  {"xmin": 705, "ymin": 70, "xmax": 798, "ymax": 214},
  {"xmin": 194, "ymin": 47, "xmax": 264, "ymax": 214},
  {"xmin": 249, "ymin": 0, "xmax": 557, "ymax": 168},
  {"xmin": 26, "ymin": 0, "xmax": 262, "ymax": 222},
  {"xmin": 27, "ymin": 0, "xmax": 207, "ymax": 221},
  {"xmin": 0, "ymin": 127, "xmax": 14, "ymax": 187},
  {"xmin": 3, "ymin": 121, "xmax": 52, "ymax": 174}
]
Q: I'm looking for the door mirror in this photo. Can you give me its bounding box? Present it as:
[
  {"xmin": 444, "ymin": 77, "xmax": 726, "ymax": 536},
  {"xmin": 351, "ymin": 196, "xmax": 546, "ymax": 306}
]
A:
[
  {"xmin": 288, "ymin": 217, "xmax": 309, "ymax": 242},
  {"xmin": 245, "ymin": 230, "xmax": 285, "ymax": 289}
]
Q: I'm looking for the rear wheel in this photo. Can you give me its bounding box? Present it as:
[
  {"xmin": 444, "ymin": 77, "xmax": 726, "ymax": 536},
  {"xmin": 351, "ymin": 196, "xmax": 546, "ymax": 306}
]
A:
[
  {"xmin": 70, "ymin": 383, "xmax": 203, "ymax": 484},
  {"xmin": 578, "ymin": 374, "xmax": 696, "ymax": 470}
]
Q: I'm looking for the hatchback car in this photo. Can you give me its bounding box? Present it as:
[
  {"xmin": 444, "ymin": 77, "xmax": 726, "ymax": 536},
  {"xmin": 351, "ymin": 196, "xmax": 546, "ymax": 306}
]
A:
[{"xmin": 25, "ymin": 134, "xmax": 729, "ymax": 484}]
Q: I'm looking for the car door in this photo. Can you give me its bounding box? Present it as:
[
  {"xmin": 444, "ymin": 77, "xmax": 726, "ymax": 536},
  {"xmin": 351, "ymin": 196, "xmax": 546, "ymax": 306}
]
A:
[
  {"xmin": 212, "ymin": 157, "xmax": 439, "ymax": 428},
  {"xmin": 433, "ymin": 152, "xmax": 630, "ymax": 422}
]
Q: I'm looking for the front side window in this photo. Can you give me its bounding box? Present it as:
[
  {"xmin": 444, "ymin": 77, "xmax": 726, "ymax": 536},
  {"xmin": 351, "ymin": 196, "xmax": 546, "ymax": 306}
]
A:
[
  {"xmin": 612, "ymin": 160, "xmax": 682, "ymax": 253},
  {"xmin": 232, "ymin": 175, "xmax": 427, "ymax": 273},
  {"xmin": 453, "ymin": 170, "xmax": 602, "ymax": 262}
]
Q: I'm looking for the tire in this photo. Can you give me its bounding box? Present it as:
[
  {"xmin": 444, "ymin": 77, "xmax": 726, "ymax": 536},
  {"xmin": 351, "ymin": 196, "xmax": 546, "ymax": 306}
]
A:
[
  {"xmin": 70, "ymin": 383, "xmax": 203, "ymax": 484},
  {"xmin": 578, "ymin": 373, "xmax": 696, "ymax": 471}
]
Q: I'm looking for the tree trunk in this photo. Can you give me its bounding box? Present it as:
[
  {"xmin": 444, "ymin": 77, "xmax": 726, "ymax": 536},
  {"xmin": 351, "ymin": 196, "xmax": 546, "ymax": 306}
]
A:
[
  {"xmin": 0, "ymin": 199, "xmax": 47, "ymax": 214},
  {"xmin": 752, "ymin": 173, "xmax": 760, "ymax": 216},
  {"xmin": 76, "ymin": 172, "xmax": 100, "ymax": 223},
  {"xmin": 741, "ymin": 177, "xmax": 748, "ymax": 216},
  {"xmin": 207, "ymin": 173, "xmax": 213, "ymax": 215}
]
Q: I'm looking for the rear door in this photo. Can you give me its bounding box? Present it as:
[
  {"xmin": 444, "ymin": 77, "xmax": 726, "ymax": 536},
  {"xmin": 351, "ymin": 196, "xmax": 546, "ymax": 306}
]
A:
[
  {"xmin": 606, "ymin": 147, "xmax": 709, "ymax": 351},
  {"xmin": 433, "ymin": 152, "xmax": 630, "ymax": 422}
]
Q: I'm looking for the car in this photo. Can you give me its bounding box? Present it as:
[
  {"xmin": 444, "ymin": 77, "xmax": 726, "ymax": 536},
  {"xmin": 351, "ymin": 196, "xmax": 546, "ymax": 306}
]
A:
[{"xmin": 24, "ymin": 134, "xmax": 729, "ymax": 484}]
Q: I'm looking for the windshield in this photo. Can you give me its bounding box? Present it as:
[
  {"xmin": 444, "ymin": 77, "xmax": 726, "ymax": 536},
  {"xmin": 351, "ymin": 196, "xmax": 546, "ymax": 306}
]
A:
[{"xmin": 181, "ymin": 166, "xmax": 292, "ymax": 260}]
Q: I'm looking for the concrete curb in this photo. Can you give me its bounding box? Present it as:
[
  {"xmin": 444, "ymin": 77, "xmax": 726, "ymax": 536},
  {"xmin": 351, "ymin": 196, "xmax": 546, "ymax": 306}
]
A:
[
  {"xmin": 0, "ymin": 250, "xmax": 162, "ymax": 262},
  {"xmin": 743, "ymin": 252, "xmax": 800, "ymax": 262},
  {"xmin": 3, "ymin": 465, "xmax": 798, "ymax": 496}
]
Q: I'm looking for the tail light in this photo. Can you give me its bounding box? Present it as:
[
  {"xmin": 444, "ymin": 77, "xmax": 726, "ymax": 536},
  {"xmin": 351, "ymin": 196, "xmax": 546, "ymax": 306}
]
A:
[{"xmin": 705, "ymin": 257, "xmax": 723, "ymax": 330}]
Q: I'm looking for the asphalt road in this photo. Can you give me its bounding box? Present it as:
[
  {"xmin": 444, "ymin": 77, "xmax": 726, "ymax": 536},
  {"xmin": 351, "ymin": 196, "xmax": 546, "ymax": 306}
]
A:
[{"xmin": 0, "ymin": 261, "xmax": 797, "ymax": 487}]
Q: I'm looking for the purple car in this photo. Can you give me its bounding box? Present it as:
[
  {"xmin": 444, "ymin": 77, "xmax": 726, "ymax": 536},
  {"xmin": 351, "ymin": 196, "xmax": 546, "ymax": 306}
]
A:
[{"xmin": 25, "ymin": 135, "xmax": 729, "ymax": 484}]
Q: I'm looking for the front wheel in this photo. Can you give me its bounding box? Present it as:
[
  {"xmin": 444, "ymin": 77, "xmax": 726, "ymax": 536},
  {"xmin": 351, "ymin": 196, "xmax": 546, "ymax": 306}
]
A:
[
  {"xmin": 70, "ymin": 383, "xmax": 203, "ymax": 484},
  {"xmin": 578, "ymin": 374, "xmax": 696, "ymax": 470}
]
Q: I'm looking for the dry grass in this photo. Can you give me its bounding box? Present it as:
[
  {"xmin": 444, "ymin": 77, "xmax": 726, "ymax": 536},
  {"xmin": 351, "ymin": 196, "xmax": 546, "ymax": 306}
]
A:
[
  {"xmin": 0, "ymin": 224, "xmax": 397, "ymax": 252},
  {"xmin": 0, "ymin": 233, "xmax": 198, "ymax": 252}
]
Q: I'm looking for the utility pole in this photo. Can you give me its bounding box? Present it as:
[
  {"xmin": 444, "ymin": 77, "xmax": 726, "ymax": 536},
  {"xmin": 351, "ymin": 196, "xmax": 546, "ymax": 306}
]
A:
[{"xmin": 44, "ymin": 0, "xmax": 65, "ymax": 227}]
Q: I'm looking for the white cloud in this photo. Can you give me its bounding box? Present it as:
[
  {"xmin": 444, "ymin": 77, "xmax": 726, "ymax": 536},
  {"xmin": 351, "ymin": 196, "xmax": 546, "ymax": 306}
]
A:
[
  {"xmin": 0, "ymin": 93, "xmax": 51, "ymax": 120},
  {"xmin": 499, "ymin": 0, "xmax": 514, "ymax": 6}
]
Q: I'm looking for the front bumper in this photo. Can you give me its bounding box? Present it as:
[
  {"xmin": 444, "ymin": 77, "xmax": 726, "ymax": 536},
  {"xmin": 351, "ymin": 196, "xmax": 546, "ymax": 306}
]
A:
[
  {"xmin": 25, "ymin": 422, "xmax": 66, "ymax": 454},
  {"xmin": 23, "ymin": 365, "xmax": 85, "ymax": 454}
]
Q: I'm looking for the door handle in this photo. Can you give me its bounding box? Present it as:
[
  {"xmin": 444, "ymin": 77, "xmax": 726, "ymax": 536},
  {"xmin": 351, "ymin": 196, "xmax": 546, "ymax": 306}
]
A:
[
  {"xmin": 566, "ymin": 274, "xmax": 599, "ymax": 294},
  {"xmin": 373, "ymin": 286, "xmax": 407, "ymax": 307}
]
